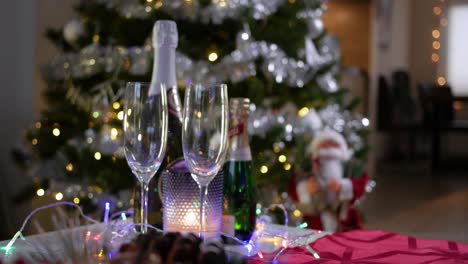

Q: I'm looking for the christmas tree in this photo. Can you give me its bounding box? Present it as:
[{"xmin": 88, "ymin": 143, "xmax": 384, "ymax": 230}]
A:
[{"xmin": 14, "ymin": 0, "xmax": 369, "ymax": 213}]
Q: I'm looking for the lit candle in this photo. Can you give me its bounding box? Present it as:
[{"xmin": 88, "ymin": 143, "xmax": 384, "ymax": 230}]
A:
[{"xmin": 162, "ymin": 160, "xmax": 223, "ymax": 239}]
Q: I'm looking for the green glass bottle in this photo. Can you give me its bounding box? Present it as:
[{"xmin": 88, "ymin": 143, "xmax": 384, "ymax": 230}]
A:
[
  {"xmin": 222, "ymin": 98, "xmax": 257, "ymax": 241},
  {"xmin": 134, "ymin": 20, "xmax": 183, "ymax": 229}
]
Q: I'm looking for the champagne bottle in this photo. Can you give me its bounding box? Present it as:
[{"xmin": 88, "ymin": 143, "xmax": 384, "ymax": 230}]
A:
[
  {"xmin": 134, "ymin": 20, "xmax": 183, "ymax": 229},
  {"xmin": 222, "ymin": 98, "xmax": 257, "ymax": 241}
]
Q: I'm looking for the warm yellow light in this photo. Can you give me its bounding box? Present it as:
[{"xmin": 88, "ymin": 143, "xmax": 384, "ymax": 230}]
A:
[
  {"xmin": 273, "ymin": 146, "xmax": 281, "ymax": 153},
  {"xmin": 52, "ymin": 128, "xmax": 61, "ymax": 137},
  {"xmin": 117, "ymin": 111, "xmax": 124, "ymax": 120},
  {"xmin": 93, "ymin": 111, "xmax": 100, "ymax": 118},
  {"xmin": 432, "ymin": 29, "xmax": 440, "ymax": 39},
  {"xmin": 127, "ymin": 109, "xmax": 132, "ymax": 116},
  {"xmin": 260, "ymin": 166, "xmax": 268, "ymax": 174},
  {"xmin": 73, "ymin": 197, "xmax": 80, "ymax": 204},
  {"xmin": 278, "ymin": 155, "xmax": 287, "ymax": 163},
  {"xmin": 433, "ymin": 6, "xmax": 442, "ymax": 15},
  {"xmin": 55, "ymin": 192, "xmax": 63, "ymax": 201},
  {"xmin": 154, "ymin": 1, "xmax": 163, "ymax": 9},
  {"xmin": 89, "ymin": 59, "xmax": 96, "ymax": 65},
  {"xmin": 453, "ymin": 101, "xmax": 463, "ymax": 111},
  {"xmin": 298, "ymin": 107, "xmax": 309, "ymax": 117},
  {"xmin": 219, "ymin": 0, "xmax": 227, "ymax": 7},
  {"xmin": 111, "ymin": 128, "xmax": 119, "ymax": 139},
  {"xmin": 35, "ymin": 122, "xmax": 42, "ymax": 129},
  {"xmin": 440, "ymin": 18, "xmax": 448, "ymax": 27},
  {"xmin": 284, "ymin": 163, "xmax": 292, "ymax": 171},
  {"xmin": 293, "ymin": 209, "xmax": 302, "ymax": 217},
  {"xmin": 145, "ymin": 6, "xmax": 152, "ymax": 12},
  {"xmin": 437, "ymin": 77, "xmax": 446, "ymax": 86},
  {"xmin": 433, "ymin": 41, "xmax": 441, "ymax": 50},
  {"xmin": 208, "ymin": 52, "xmax": 218, "ymax": 62},
  {"xmin": 66, "ymin": 163, "xmax": 74, "ymax": 172},
  {"xmin": 32, "ymin": 138, "xmax": 38, "ymax": 145},
  {"xmin": 94, "ymin": 152, "xmax": 102, "ymax": 160},
  {"xmin": 431, "ymin": 53, "xmax": 440, "ymax": 62},
  {"xmin": 146, "ymin": 0, "xmax": 152, "ymax": 2},
  {"xmin": 184, "ymin": 211, "xmax": 197, "ymax": 226},
  {"xmin": 37, "ymin": 189, "xmax": 45, "ymax": 197},
  {"xmin": 92, "ymin": 34, "xmax": 100, "ymax": 42},
  {"xmin": 113, "ymin": 102, "xmax": 121, "ymax": 110}
]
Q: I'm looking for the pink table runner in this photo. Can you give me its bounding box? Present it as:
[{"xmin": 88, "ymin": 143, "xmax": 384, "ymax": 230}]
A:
[{"xmin": 249, "ymin": 230, "xmax": 468, "ymax": 263}]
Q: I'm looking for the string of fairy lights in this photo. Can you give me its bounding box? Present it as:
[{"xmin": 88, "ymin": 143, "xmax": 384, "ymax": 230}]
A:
[{"xmin": 432, "ymin": 0, "xmax": 448, "ymax": 86}]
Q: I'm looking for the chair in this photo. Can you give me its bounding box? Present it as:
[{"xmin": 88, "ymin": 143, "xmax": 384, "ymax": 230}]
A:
[
  {"xmin": 418, "ymin": 83, "xmax": 468, "ymax": 169},
  {"xmin": 391, "ymin": 71, "xmax": 417, "ymax": 129},
  {"xmin": 376, "ymin": 75, "xmax": 392, "ymax": 131},
  {"xmin": 382, "ymin": 71, "xmax": 419, "ymax": 159}
]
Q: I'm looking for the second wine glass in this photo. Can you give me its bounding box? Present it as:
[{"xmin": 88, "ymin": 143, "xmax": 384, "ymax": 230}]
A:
[{"xmin": 182, "ymin": 83, "xmax": 229, "ymax": 238}]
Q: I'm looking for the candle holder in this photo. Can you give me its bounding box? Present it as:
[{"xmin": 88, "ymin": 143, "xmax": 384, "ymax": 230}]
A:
[{"xmin": 162, "ymin": 159, "xmax": 223, "ymax": 238}]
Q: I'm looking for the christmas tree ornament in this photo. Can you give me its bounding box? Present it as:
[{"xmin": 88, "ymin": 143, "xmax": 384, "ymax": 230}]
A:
[
  {"xmin": 317, "ymin": 73, "xmax": 339, "ymax": 92},
  {"xmin": 319, "ymin": 35, "xmax": 341, "ymax": 61},
  {"xmin": 305, "ymin": 37, "xmax": 323, "ymax": 68},
  {"xmin": 306, "ymin": 16, "xmax": 325, "ymax": 39},
  {"xmin": 295, "ymin": 128, "xmax": 367, "ymax": 232},
  {"xmin": 63, "ymin": 19, "xmax": 84, "ymax": 45},
  {"xmin": 299, "ymin": 108, "xmax": 323, "ymax": 135}
]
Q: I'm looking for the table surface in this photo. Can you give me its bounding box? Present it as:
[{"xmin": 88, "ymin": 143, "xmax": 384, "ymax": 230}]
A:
[
  {"xmin": 249, "ymin": 229, "xmax": 468, "ymax": 263},
  {"xmin": 2, "ymin": 225, "xmax": 467, "ymax": 263}
]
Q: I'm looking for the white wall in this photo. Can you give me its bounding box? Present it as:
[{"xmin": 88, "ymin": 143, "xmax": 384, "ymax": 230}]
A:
[
  {"xmin": 447, "ymin": 4, "xmax": 468, "ymax": 96},
  {"xmin": 0, "ymin": 1, "xmax": 37, "ymax": 237}
]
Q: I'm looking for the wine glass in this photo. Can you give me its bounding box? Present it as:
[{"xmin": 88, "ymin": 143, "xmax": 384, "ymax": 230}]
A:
[
  {"xmin": 123, "ymin": 82, "xmax": 168, "ymax": 233},
  {"xmin": 182, "ymin": 83, "xmax": 229, "ymax": 238}
]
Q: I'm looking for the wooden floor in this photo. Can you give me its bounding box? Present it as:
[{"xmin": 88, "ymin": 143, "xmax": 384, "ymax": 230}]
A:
[{"xmin": 361, "ymin": 160, "xmax": 468, "ymax": 243}]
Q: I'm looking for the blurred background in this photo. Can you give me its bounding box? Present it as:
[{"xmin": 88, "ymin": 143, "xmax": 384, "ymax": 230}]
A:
[{"xmin": 1, "ymin": 0, "xmax": 467, "ymax": 243}]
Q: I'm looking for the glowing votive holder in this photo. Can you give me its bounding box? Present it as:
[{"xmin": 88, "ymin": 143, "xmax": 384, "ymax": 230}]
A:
[{"xmin": 162, "ymin": 159, "xmax": 223, "ymax": 239}]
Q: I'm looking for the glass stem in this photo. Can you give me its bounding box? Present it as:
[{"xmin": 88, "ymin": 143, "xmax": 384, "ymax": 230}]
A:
[
  {"xmin": 199, "ymin": 185, "xmax": 208, "ymax": 238},
  {"xmin": 140, "ymin": 181, "xmax": 149, "ymax": 234}
]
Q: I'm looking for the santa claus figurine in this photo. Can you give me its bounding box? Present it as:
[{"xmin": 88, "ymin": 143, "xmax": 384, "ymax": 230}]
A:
[{"xmin": 293, "ymin": 129, "xmax": 369, "ymax": 232}]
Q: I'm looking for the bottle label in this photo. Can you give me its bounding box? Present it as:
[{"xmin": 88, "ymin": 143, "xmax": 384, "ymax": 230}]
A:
[
  {"xmin": 228, "ymin": 122, "xmax": 252, "ymax": 161},
  {"xmin": 229, "ymin": 123, "xmax": 244, "ymax": 138},
  {"xmin": 228, "ymin": 148, "xmax": 252, "ymax": 161},
  {"xmin": 222, "ymin": 215, "xmax": 235, "ymax": 236}
]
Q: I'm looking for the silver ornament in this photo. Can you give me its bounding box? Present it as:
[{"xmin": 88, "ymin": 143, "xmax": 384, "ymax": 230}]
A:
[
  {"xmin": 63, "ymin": 19, "xmax": 84, "ymax": 45},
  {"xmin": 319, "ymin": 35, "xmax": 340, "ymax": 61},
  {"xmin": 307, "ymin": 16, "xmax": 324, "ymax": 39},
  {"xmin": 299, "ymin": 108, "xmax": 323, "ymax": 134},
  {"xmin": 317, "ymin": 73, "xmax": 339, "ymax": 92}
]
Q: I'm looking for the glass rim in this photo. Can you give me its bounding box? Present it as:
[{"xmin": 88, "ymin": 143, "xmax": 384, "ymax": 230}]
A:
[
  {"xmin": 186, "ymin": 83, "xmax": 228, "ymax": 90},
  {"xmin": 126, "ymin": 82, "xmax": 228, "ymax": 88},
  {"xmin": 126, "ymin": 81, "xmax": 150, "ymax": 85}
]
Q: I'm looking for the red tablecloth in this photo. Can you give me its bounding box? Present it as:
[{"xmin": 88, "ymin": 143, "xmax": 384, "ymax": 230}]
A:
[{"xmin": 249, "ymin": 230, "xmax": 468, "ymax": 263}]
